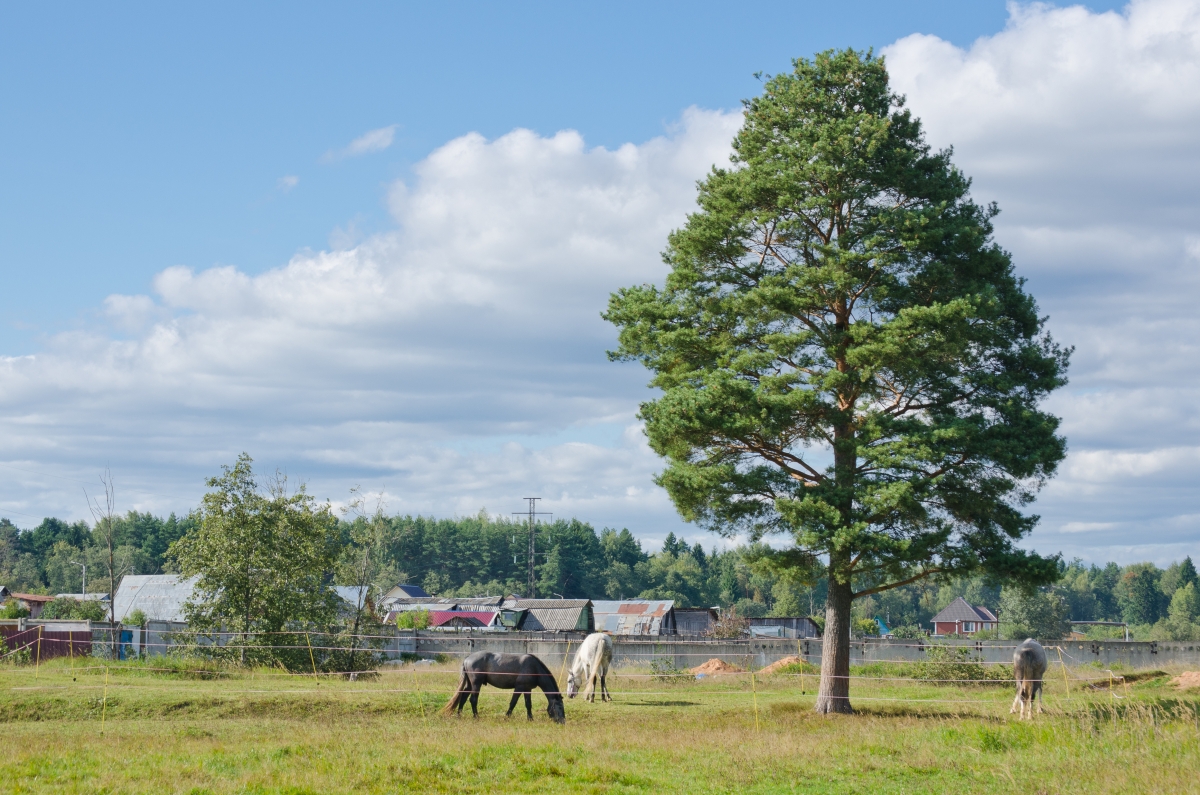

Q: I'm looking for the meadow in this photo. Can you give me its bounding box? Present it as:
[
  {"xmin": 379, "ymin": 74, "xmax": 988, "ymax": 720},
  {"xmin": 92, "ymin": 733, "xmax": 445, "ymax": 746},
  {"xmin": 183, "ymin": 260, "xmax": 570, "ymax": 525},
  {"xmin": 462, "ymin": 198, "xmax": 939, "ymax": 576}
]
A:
[{"xmin": 1, "ymin": 656, "xmax": 1198, "ymax": 794}]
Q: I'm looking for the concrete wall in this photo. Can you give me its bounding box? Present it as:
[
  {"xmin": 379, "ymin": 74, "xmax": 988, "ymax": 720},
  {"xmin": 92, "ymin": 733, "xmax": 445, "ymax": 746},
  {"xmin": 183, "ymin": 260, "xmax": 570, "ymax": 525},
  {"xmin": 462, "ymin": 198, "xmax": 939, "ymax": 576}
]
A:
[
  {"xmin": 412, "ymin": 632, "xmax": 1200, "ymax": 671},
  {"xmin": 130, "ymin": 624, "xmax": 1200, "ymax": 671}
]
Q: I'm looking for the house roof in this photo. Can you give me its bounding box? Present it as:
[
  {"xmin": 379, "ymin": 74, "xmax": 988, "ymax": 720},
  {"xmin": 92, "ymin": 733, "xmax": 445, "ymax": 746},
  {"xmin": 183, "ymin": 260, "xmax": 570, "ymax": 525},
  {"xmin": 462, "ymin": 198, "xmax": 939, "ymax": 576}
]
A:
[
  {"xmin": 591, "ymin": 599, "xmax": 675, "ymax": 635},
  {"xmin": 12, "ymin": 592, "xmax": 55, "ymax": 603},
  {"xmin": 429, "ymin": 610, "xmax": 498, "ymax": 628},
  {"xmin": 112, "ymin": 575, "xmax": 199, "ymax": 622},
  {"xmin": 930, "ymin": 596, "xmax": 993, "ymax": 625},
  {"xmin": 516, "ymin": 601, "xmax": 594, "ymax": 632},
  {"xmin": 385, "ymin": 584, "xmax": 430, "ymax": 599}
]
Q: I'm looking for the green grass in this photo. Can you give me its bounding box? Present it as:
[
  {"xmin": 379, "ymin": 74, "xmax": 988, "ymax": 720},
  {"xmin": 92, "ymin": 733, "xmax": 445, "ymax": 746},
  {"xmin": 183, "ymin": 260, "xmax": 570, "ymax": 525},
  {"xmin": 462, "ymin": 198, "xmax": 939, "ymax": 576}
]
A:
[{"xmin": 1, "ymin": 656, "xmax": 1198, "ymax": 793}]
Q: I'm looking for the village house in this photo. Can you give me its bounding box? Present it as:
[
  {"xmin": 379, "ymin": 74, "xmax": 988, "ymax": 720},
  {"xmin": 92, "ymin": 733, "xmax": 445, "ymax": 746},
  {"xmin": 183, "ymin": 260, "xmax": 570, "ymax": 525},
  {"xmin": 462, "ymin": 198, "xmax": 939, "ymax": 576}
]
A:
[{"xmin": 929, "ymin": 597, "xmax": 998, "ymax": 636}]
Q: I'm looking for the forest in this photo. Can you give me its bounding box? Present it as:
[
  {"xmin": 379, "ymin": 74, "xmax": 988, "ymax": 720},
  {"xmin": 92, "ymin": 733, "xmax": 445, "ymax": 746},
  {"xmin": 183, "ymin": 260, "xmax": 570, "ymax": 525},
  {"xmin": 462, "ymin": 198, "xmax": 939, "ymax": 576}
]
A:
[{"xmin": 1, "ymin": 511, "xmax": 1197, "ymax": 641}]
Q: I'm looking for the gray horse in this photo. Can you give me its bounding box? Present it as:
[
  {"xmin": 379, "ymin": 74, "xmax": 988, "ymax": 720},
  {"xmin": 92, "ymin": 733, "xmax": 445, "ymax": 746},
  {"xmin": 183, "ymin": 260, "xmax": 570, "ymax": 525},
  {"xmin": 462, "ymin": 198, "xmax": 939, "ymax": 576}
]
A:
[
  {"xmin": 443, "ymin": 651, "xmax": 566, "ymax": 723},
  {"xmin": 1010, "ymin": 638, "xmax": 1048, "ymax": 719}
]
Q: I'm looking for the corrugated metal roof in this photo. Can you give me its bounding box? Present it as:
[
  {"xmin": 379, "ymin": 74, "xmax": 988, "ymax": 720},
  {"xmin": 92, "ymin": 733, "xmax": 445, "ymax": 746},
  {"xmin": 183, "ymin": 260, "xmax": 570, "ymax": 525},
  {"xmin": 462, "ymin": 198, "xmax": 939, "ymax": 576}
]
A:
[
  {"xmin": 591, "ymin": 600, "xmax": 675, "ymax": 635},
  {"xmin": 113, "ymin": 575, "xmax": 199, "ymax": 622},
  {"xmin": 517, "ymin": 603, "xmax": 593, "ymax": 632},
  {"xmin": 383, "ymin": 584, "xmax": 430, "ymax": 599},
  {"xmin": 931, "ymin": 597, "xmax": 992, "ymax": 624},
  {"xmin": 506, "ymin": 599, "xmax": 590, "ymax": 609},
  {"xmin": 334, "ymin": 586, "xmax": 370, "ymax": 610}
]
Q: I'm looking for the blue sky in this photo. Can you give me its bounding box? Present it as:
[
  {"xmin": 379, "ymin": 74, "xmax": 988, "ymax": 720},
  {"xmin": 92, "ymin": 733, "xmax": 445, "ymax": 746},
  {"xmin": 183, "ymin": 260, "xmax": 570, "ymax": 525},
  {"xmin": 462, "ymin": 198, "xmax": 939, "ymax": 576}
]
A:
[
  {"xmin": 2, "ymin": 1, "xmax": 1198, "ymax": 566},
  {"xmin": 0, "ymin": 1, "xmax": 1123, "ymax": 349}
]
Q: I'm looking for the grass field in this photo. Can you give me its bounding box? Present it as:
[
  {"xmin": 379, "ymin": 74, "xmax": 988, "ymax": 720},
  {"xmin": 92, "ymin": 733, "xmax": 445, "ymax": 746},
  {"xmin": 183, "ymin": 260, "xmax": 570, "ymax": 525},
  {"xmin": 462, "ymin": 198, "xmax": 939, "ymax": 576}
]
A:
[{"xmin": 2, "ymin": 656, "xmax": 1199, "ymax": 794}]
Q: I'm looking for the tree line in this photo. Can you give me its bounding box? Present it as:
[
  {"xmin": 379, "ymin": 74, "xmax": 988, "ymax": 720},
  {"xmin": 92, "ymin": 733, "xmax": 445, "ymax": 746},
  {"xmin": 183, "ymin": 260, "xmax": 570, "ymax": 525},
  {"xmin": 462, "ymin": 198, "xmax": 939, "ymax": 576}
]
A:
[{"xmin": 3, "ymin": 457, "xmax": 1198, "ymax": 643}]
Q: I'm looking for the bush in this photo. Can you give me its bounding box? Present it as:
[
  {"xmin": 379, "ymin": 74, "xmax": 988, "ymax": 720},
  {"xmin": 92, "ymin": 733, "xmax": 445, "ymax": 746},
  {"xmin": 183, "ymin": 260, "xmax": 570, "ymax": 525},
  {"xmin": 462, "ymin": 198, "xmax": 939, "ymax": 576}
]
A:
[
  {"xmin": 395, "ymin": 609, "xmax": 431, "ymax": 630},
  {"xmin": 0, "ymin": 600, "xmax": 30, "ymax": 619},
  {"xmin": 40, "ymin": 598, "xmax": 107, "ymax": 621},
  {"xmin": 853, "ymin": 618, "xmax": 879, "ymax": 637},
  {"xmin": 911, "ymin": 645, "xmax": 1007, "ymax": 685},
  {"xmin": 650, "ymin": 657, "xmax": 694, "ymax": 684},
  {"xmin": 889, "ymin": 625, "xmax": 924, "ymax": 639},
  {"xmin": 125, "ymin": 609, "xmax": 148, "ymax": 628}
]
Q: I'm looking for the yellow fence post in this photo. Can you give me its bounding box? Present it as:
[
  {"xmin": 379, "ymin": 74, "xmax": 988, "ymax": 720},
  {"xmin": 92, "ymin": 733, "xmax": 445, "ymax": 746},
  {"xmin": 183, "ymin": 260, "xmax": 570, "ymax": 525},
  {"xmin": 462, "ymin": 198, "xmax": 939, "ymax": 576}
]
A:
[
  {"xmin": 306, "ymin": 632, "xmax": 319, "ymax": 681},
  {"xmin": 751, "ymin": 668, "xmax": 761, "ymax": 733},
  {"xmin": 35, "ymin": 625, "xmax": 43, "ymax": 679},
  {"xmin": 1056, "ymin": 646, "xmax": 1069, "ymax": 699},
  {"xmin": 558, "ymin": 640, "xmax": 572, "ymax": 696},
  {"xmin": 101, "ymin": 666, "xmax": 109, "ymax": 734}
]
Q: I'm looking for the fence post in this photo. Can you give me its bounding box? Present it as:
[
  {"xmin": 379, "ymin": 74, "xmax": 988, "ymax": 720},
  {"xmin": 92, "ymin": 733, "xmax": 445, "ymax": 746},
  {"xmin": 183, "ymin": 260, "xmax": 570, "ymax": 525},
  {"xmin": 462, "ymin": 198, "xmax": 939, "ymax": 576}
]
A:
[
  {"xmin": 35, "ymin": 625, "xmax": 43, "ymax": 678},
  {"xmin": 101, "ymin": 666, "xmax": 109, "ymax": 734},
  {"xmin": 1056, "ymin": 646, "xmax": 1069, "ymax": 699},
  {"xmin": 750, "ymin": 667, "xmax": 761, "ymax": 732},
  {"xmin": 306, "ymin": 632, "xmax": 319, "ymax": 681}
]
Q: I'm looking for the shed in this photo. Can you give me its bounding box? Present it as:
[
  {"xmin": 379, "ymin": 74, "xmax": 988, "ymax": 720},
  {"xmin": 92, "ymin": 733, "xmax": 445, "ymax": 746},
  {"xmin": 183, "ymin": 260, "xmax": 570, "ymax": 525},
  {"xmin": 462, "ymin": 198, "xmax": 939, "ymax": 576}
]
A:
[
  {"xmin": 9, "ymin": 593, "xmax": 55, "ymax": 619},
  {"xmin": 747, "ymin": 616, "xmax": 821, "ymax": 639},
  {"xmin": 112, "ymin": 575, "xmax": 199, "ymax": 623},
  {"xmin": 590, "ymin": 600, "xmax": 676, "ymax": 635},
  {"xmin": 508, "ymin": 599, "xmax": 594, "ymax": 632},
  {"xmin": 674, "ymin": 607, "xmax": 719, "ymax": 636},
  {"xmin": 930, "ymin": 597, "xmax": 997, "ymax": 636}
]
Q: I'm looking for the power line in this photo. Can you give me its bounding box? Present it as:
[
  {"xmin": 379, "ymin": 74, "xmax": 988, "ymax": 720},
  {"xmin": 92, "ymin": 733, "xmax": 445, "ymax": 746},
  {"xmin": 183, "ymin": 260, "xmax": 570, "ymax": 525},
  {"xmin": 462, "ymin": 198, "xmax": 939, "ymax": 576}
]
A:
[{"xmin": 512, "ymin": 498, "xmax": 551, "ymax": 598}]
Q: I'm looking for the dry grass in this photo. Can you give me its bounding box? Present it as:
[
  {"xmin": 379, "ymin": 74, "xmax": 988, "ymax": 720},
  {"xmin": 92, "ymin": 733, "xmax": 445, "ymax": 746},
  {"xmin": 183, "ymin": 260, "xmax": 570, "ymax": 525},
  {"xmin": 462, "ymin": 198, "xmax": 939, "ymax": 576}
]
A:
[{"xmin": 1, "ymin": 656, "xmax": 1198, "ymax": 793}]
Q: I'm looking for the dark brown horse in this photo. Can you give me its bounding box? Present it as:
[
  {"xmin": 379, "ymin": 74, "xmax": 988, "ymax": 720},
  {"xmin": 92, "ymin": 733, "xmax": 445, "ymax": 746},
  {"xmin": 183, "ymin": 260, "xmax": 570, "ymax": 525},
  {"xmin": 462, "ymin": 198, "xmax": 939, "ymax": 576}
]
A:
[{"xmin": 443, "ymin": 651, "xmax": 566, "ymax": 723}]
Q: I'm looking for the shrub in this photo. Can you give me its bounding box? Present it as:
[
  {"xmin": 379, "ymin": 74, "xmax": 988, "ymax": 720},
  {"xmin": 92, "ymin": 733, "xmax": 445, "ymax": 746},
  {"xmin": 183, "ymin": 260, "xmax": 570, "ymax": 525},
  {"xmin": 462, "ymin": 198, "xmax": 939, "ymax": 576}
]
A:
[
  {"xmin": 40, "ymin": 598, "xmax": 107, "ymax": 621},
  {"xmin": 650, "ymin": 657, "xmax": 694, "ymax": 684},
  {"xmin": 911, "ymin": 645, "xmax": 1006, "ymax": 685},
  {"xmin": 395, "ymin": 609, "xmax": 431, "ymax": 630},
  {"xmin": 0, "ymin": 600, "xmax": 30, "ymax": 619},
  {"xmin": 889, "ymin": 625, "xmax": 924, "ymax": 639},
  {"xmin": 125, "ymin": 609, "xmax": 148, "ymax": 628}
]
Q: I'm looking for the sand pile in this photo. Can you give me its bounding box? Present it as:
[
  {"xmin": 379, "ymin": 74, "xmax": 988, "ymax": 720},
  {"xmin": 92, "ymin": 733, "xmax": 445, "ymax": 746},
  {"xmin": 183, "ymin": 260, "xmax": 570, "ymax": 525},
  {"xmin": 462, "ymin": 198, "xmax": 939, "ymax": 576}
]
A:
[
  {"xmin": 690, "ymin": 658, "xmax": 745, "ymax": 675},
  {"xmin": 758, "ymin": 655, "xmax": 804, "ymax": 676},
  {"xmin": 1171, "ymin": 671, "xmax": 1200, "ymax": 690}
]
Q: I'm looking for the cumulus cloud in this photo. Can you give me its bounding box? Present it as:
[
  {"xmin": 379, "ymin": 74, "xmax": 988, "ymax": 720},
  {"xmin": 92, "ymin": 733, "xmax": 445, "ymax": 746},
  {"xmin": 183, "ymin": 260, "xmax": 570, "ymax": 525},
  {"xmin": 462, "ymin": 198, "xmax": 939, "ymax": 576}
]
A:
[
  {"xmin": 886, "ymin": 0, "xmax": 1200, "ymax": 563},
  {"xmin": 4, "ymin": 1, "xmax": 1199, "ymax": 565},
  {"xmin": 322, "ymin": 125, "xmax": 398, "ymax": 162},
  {"xmin": 0, "ymin": 109, "xmax": 741, "ymax": 545}
]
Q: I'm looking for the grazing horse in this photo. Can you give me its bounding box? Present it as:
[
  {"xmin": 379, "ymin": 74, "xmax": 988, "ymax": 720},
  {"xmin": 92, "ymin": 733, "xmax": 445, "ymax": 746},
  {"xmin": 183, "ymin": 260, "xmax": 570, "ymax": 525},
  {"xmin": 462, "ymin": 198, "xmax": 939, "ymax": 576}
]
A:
[
  {"xmin": 1010, "ymin": 638, "xmax": 1048, "ymax": 719},
  {"xmin": 443, "ymin": 651, "xmax": 566, "ymax": 723},
  {"xmin": 566, "ymin": 632, "xmax": 613, "ymax": 703}
]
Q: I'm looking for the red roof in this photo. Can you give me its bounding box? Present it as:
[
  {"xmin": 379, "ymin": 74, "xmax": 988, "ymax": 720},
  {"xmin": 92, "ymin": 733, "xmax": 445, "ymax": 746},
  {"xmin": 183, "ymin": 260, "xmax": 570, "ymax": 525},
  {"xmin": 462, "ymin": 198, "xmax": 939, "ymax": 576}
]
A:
[
  {"xmin": 429, "ymin": 610, "xmax": 497, "ymax": 627},
  {"xmin": 11, "ymin": 593, "xmax": 55, "ymax": 603}
]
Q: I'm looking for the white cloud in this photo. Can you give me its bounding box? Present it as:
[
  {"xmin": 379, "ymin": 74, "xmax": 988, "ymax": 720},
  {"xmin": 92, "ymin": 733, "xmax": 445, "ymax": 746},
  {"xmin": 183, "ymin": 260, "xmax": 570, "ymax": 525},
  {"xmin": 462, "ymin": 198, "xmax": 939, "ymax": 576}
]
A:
[
  {"xmin": 322, "ymin": 125, "xmax": 398, "ymax": 162},
  {"xmin": 277, "ymin": 175, "xmax": 299, "ymax": 191},
  {"xmin": 0, "ymin": 108, "xmax": 740, "ymax": 544},
  {"xmin": 886, "ymin": 0, "xmax": 1200, "ymax": 564},
  {"xmin": 4, "ymin": 1, "xmax": 1200, "ymax": 566}
]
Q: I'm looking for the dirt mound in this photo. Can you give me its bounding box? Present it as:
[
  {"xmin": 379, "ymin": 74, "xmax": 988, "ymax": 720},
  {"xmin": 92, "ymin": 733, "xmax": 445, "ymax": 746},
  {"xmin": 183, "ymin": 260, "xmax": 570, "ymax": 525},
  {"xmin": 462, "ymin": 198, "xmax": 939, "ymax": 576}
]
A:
[
  {"xmin": 759, "ymin": 656, "xmax": 804, "ymax": 676},
  {"xmin": 690, "ymin": 658, "xmax": 745, "ymax": 675},
  {"xmin": 1171, "ymin": 671, "xmax": 1200, "ymax": 690}
]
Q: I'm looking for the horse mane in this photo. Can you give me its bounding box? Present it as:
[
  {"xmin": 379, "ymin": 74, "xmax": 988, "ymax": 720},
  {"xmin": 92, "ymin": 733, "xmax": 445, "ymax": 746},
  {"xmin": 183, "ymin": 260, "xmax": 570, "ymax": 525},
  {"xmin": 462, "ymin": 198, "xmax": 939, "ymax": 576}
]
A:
[{"xmin": 530, "ymin": 655, "xmax": 561, "ymax": 696}]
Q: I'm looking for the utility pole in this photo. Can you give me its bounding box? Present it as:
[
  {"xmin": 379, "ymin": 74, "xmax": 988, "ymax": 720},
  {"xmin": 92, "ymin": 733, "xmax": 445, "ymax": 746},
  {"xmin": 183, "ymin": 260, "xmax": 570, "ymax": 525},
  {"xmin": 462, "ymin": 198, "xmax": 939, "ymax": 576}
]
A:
[{"xmin": 512, "ymin": 498, "xmax": 551, "ymax": 599}]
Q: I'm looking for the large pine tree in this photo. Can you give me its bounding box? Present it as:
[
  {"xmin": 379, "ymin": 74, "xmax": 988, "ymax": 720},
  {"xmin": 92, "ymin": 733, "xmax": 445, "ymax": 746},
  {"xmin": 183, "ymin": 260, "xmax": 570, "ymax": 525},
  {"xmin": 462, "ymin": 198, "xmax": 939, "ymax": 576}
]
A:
[{"xmin": 605, "ymin": 50, "xmax": 1069, "ymax": 712}]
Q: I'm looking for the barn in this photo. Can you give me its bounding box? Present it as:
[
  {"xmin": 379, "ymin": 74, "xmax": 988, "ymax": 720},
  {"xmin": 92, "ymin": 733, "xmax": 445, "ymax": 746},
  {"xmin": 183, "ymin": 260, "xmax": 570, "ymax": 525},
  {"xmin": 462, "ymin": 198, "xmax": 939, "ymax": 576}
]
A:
[{"xmin": 591, "ymin": 600, "xmax": 677, "ymax": 635}]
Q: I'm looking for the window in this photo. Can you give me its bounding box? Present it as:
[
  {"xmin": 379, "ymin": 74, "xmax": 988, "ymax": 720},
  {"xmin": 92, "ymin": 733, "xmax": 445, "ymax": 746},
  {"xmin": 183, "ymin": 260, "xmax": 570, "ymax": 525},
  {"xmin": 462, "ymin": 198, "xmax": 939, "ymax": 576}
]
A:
[{"xmin": 963, "ymin": 621, "xmax": 975, "ymax": 632}]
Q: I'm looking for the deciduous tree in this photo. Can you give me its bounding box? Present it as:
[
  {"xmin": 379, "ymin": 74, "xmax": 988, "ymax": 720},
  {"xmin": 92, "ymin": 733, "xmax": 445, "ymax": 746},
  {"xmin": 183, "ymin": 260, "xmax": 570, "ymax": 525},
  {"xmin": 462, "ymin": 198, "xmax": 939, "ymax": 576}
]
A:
[
  {"xmin": 605, "ymin": 49, "xmax": 1068, "ymax": 712},
  {"xmin": 169, "ymin": 454, "xmax": 339, "ymax": 665}
]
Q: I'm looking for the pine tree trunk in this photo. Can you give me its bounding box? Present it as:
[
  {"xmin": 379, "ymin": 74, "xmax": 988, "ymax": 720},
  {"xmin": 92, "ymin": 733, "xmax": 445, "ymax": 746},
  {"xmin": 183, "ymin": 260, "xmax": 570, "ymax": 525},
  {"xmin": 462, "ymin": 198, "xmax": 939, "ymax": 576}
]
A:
[{"xmin": 815, "ymin": 577, "xmax": 854, "ymax": 714}]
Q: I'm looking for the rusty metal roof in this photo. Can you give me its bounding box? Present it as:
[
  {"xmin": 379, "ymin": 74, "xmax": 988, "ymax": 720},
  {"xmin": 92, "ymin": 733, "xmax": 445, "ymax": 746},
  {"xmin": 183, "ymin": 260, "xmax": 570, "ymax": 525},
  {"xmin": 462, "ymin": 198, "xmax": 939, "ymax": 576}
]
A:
[{"xmin": 591, "ymin": 600, "xmax": 676, "ymax": 635}]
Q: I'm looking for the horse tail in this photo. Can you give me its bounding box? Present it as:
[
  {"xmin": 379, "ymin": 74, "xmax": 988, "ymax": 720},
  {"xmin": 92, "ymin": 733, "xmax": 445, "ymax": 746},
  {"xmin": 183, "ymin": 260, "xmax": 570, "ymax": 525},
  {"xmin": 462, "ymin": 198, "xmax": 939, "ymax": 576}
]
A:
[{"xmin": 442, "ymin": 669, "xmax": 470, "ymax": 715}]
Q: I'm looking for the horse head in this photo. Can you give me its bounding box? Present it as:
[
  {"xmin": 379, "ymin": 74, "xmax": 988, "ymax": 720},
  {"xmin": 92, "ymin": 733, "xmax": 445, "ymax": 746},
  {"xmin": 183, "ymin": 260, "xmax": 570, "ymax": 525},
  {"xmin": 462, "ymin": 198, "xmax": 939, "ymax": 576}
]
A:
[
  {"xmin": 547, "ymin": 695, "xmax": 566, "ymax": 723},
  {"xmin": 566, "ymin": 669, "xmax": 578, "ymax": 698}
]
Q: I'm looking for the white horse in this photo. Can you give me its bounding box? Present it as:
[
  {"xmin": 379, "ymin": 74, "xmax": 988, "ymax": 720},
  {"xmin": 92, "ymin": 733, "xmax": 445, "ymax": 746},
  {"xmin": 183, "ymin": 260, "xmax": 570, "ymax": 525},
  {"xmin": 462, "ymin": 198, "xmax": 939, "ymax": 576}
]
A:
[
  {"xmin": 1010, "ymin": 638, "xmax": 1048, "ymax": 719},
  {"xmin": 566, "ymin": 632, "xmax": 613, "ymax": 703}
]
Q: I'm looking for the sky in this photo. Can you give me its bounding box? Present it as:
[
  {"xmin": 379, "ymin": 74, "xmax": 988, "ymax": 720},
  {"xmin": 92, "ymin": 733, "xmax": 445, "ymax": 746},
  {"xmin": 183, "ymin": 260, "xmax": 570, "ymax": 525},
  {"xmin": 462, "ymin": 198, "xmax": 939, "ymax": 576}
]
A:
[{"xmin": 1, "ymin": 0, "xmax": 1197, "ymax": 566}]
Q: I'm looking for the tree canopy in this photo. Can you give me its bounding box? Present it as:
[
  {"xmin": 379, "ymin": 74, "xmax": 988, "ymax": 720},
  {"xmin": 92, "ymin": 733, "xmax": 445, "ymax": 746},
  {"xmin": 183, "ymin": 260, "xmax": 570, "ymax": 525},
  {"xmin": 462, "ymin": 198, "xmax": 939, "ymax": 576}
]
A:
[{"xmin": 605, "ymin": 49, "xmax": 1069, "ymax": 712}]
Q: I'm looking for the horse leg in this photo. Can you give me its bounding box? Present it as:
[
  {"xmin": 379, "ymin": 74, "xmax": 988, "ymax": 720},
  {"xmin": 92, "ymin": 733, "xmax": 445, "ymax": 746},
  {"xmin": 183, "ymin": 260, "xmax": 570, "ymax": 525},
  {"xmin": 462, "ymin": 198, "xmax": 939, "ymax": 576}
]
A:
[
  {"xmin": 524, "ymin": 691, "xmax": 533, "ymax": 720},
  {"xmin": 506, "ymin": 691, "xmax": 521, "ymax": 717},
  {"xmin": 469, "ymin": 688, "xmax": 480, "ymax": 718},
  {"xmin": 1010, "ymin": 686, "xmax": 1021, "ymax": 714},
  {"xmin": 1035, "ymin": 682, "xmax": 1044, "ymax": 714},
  {"xmin": 600, "ymin": 670, "xmax": 610, "ymax": 702}
]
